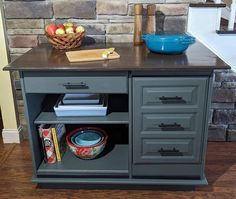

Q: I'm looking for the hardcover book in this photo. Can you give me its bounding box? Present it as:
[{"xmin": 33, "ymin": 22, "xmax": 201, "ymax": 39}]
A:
[
  {"xmin": 40, "ymin": 124, "xmax": 56, "ymax": 164},
  {"xmin": 51, "ymin": 124, "xmax": 66, "ymax": 161}
]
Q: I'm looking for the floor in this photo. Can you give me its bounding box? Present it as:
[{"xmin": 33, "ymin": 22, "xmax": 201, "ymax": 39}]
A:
[{"xmin": 0, "ymin": 139, "xmax": 236, "ymax": 199}]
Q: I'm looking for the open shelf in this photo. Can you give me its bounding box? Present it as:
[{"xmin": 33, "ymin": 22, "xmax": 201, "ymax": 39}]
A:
[
  {"xmin": 34, "ymin": 112, "xmax": 129, "ymax": 124},
  {"xmin": 37, "ymin": 144, "xmax": 129, "ymax": 177}
]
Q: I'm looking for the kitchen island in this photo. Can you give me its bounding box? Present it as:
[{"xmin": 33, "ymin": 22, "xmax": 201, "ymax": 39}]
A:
[{"xmin": 4, "ymin": 42, "xmax": 230, "ymax": 188}]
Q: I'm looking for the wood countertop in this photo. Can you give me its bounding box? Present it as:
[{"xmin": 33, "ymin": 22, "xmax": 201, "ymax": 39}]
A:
[{"xmin": 4, "ymin": 42, "xmax": 230, "ymax": 72}]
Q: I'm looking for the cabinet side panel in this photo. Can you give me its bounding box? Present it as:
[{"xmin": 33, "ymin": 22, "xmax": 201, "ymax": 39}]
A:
[
  {"xmin": 129, "ymin": 76, "xmax": 132, "ymax": 178},
  {"xmin": 200, "ymin": 75, "xmax": 213, "ymax": 179},
  {"xmin": 20, "ymin": 72, "xmax": 46, "ymax": 175}
]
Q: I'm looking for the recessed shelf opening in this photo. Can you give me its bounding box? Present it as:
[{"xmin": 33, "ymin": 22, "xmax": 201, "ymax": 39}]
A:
[
  {"xmin": 34, "ymin": 94, "xmax": 129, "ymax": 124},
  {"xmin": 37, "ymin": 124, "xmax": 129, "ymax": 178}
]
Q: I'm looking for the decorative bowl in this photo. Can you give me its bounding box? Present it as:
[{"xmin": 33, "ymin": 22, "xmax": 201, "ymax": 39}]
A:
[
  {"xmin": 66, "ymin": 127, "xmax": 108, "ymax": 160},
  {"xmin": 142, "ymin": 33, "xmax": 195, "ymax": 54}
]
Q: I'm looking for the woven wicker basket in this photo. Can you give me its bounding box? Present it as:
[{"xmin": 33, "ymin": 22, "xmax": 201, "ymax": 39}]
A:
[{"xmin": 46, "ymin": 32, "xmax": 85, "ymax": 50}]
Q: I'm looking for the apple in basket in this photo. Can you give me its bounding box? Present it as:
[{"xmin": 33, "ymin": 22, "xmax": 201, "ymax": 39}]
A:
[
  {"xmin": 63, "ymin": 22, "xmax": 74, "ymax": 28},
  {"xmin": 57, "ymin": 24, "xmax": 65, "ymax": 30},
  {"xmin": 76, "ymin": 26, "xmax": 85, "ymax": 33},
  {"xmin": 65, "ymin": 26, "xmax": 74, "ymax": 34},
  {"xmin": 45, "ymin": 24, "xmax": 57, "ymax": 36},
  {"xmin": 56, "ymin": 28, "xmax": 65, "ymax": 35}
]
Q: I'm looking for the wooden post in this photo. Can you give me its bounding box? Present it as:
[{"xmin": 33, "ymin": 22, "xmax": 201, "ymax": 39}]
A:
[
  {"xmin": 133, "ymin": 4, "xmax": 143, "ymax": 45},
  {"xmin": 146, "ymin": 4, "xmax": 156, "ymax": 34}
]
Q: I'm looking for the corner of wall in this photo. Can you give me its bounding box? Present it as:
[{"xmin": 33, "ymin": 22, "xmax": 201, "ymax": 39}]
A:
[
  {"xmin": 2, "ymin": 126, "xmax": 23, "ymax": 143},
  {"xmin": 0, "ymin": 7, "xmax": 21, "ymax": 143}
]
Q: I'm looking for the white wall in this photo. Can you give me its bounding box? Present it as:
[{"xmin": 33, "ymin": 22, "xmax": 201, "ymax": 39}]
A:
[
  {"xmin": 188, "ymin": 7, "xmax": 236, "ymax": 72},
  {"xmin": 0, "ymin": 7, "xmax": 21, "ymax": 143}
]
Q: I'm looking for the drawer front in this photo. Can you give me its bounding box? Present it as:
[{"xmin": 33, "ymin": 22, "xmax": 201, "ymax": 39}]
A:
[
  {"xmin": 133, "ymin": 77, "xmax": 207, "ymax": 110},
  {"xmin": 132, "ymin": 164, "xmax": 202, "ymax": 177},
  {"xmin": 24, "ymin": 75, "xmax": 128, "ymax": 93},
  {"xmin": 142, "ymin": 113, "xmax": 196, "ymax": 133},
  {"xmin": 143, "ymin": 87, "xmax": 196, "ymax": 106},
  {"xmin": 134, "ymin": 138, "xmax": 199, "ymax": 164}
]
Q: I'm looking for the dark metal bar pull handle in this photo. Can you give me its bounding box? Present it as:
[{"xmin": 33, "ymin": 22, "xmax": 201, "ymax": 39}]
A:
[
  {"xmin": 159, "ymin": 96, "xmax": 185, "ymax": 104},
  {"xmin": 63, "ymin": 82, "xmax": 89, "ymax": 89},
  {"xmin": 158, "ymin": 147, "xmax": 183, "ymax": 156},
  {"xmin": 158, "ymin": 122, "xmax": 184, "ymax": 131},
  {"xmin": 159, "ymin": 96, "xmax": 182, "ymax": 101}
]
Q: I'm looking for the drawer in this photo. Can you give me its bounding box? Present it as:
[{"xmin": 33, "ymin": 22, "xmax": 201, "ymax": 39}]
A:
[
  {"xmin": 143, "ymin": 87, "xmax": 197, "ymax": 106},
  {"xmin": 133, "ymin": 77, "xmax": 207, "ymax": 110},
  {"xmin": 133, "ymin": 138, "xmax": 200, "ymax": 164},
  {"xmin": 23, "ymin": 73, "xmax": 128, "ymax": 93},
  {"xmin": 132, "ymin": 164, "xmax": 202, "ymax": 178},
  {"xmin": 142, "ymin": 113, "xmax": 196, "ymax": 133}
]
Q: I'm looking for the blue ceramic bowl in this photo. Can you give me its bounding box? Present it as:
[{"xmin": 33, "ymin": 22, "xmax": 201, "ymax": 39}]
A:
[
  {"xmin": 142, "ymin": 33, "xmax": 195, "ymax": 54},
  {"xmin": 71, "ymin": 129, "xmax": 103, "ymax": 146},
  {"xmin": 75, "ymin": 130, "xmax": 102, "ymax": 146}
]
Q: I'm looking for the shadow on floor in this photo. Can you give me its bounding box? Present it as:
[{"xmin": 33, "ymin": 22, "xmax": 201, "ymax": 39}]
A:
[{"xmin": 197, "ymin": 142, "xmax": 236, "ymax": 192}]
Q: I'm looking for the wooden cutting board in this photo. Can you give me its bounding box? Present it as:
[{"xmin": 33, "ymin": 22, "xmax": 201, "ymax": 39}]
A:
[{"xmin": 66, "ymin": 48, "xmax": 120, "ymax": 62}]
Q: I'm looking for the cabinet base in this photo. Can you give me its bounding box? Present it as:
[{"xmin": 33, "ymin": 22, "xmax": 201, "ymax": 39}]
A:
[
  {"xmin": 32, "ymin": 175, "xmax": 208, "ymax": 188},
  {"xmin": 38, "ymin": 183, "xmax": 197, "ymax": 191}
]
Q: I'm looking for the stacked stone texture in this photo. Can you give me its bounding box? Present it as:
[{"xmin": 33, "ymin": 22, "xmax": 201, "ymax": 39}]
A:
[
  {"xmin": 4, "ymin": 0, "xmax": 192, "ymax": 56},
  {"xmin": 209, "ymin": 70, "xmax": 236, "ymax": 141},
  {"xmin": 2, "ymin": 0, "xmax": 236, "ymax": 141}
]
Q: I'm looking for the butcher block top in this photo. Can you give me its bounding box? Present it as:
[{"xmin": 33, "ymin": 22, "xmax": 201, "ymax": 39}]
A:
[
  {"xmin": 4, "ymin": 42, "xmax": 230, "ymax": 72},
  {"xmin": 66, "ymin": 48, "xmax": 120, "ymax": 62}
]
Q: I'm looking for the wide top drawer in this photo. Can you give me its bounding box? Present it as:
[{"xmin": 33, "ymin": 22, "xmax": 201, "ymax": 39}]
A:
[{"xmin": 23, "ymin": 72, "xmax": 128, "ymax": 93}]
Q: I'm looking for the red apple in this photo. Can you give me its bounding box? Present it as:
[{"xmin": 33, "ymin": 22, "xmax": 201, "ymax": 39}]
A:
[
  {"xmin": 46, "ymin": 24, "xmax": 57, "ymax": 36},
  {"xmin": 57, "ymin": 24, "xmax": 65, "ymax": 30}
]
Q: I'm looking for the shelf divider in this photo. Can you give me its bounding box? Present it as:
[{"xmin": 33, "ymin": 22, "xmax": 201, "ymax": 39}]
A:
[{"xmin": 34, "ymin": 112, "xmax": 129, "ymax": 124}]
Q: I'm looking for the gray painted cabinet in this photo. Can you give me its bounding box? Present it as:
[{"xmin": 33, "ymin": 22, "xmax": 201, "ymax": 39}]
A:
[
  {"xmin": 4, "ymin": 43, "xmax": 229, "ymax": 188},
  {"xmin": 18, "ymin": 71, "xmax": 211, "ymax": 187}
]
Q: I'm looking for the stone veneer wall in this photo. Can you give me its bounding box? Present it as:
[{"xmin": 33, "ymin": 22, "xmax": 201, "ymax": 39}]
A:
[
  {"xmin": 210, "ymin": 70, "xmax": 236, "ymax": 141},
  {"xmin": 1, "ymin": 0, "xmax": 236, "ymax": 141}
]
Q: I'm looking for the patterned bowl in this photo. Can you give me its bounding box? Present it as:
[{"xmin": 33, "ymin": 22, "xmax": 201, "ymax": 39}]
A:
[{"xmin": 66, "ymin": 127, "xmax": 108, "ymax": 160}]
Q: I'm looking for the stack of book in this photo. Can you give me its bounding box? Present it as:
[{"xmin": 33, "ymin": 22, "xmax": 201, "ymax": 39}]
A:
[
  {"xmin": 54, "ymin": 94, "xmax": 108, "ymax": 117},
  {"xmin": 39, "ymin": 124, "xmax": 66, "ymax": 164}
]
